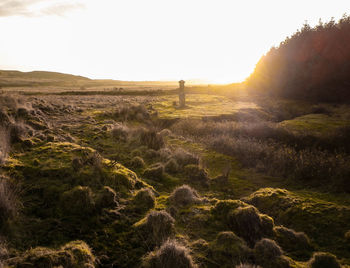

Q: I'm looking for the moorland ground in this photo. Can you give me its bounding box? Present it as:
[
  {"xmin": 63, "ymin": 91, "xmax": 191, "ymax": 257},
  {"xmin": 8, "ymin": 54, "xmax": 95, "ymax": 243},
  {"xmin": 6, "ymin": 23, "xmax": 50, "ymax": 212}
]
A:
[{"xmin": 0, "ymin": 87, "xmax": 350, "ymax": 268}]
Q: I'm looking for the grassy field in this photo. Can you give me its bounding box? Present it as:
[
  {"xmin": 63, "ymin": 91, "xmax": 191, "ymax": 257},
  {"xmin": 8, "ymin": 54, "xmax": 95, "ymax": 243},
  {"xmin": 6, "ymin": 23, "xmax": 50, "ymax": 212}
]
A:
[{"xmin": 0, "ymin": 90, "xmax": 349, "ymax": 267}]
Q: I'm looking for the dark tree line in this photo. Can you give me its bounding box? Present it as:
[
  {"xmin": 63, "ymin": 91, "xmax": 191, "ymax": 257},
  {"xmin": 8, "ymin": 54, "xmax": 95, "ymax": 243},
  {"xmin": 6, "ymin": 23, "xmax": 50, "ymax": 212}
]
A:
[{"xmin": 246, "ymin": 15, "xmax": 350, "ymax": 102}]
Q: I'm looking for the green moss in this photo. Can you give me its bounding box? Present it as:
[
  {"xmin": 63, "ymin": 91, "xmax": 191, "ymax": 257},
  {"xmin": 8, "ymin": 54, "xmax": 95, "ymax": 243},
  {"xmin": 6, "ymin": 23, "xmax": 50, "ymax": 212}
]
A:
[
  {"xmin": 209, "ymin": 231, "xmax": 251, "ymax": 267},
  {"xmin": 280, "ymin": 114, "xmax": 349, "ymax": 134},
  {"xmin": 8, "ymin": 240, "xmax": 95, "ymax": 268},
  {"xmin": 244, "ymin": 188, "xmax": 350, "ymax": 261},
  {"xmin": 153, "ymin": 94, "xmax": 258, "ymax": 119},
  {"xmin": 60, "ymin": 186, "xmax": 96, "ymax": 217}
]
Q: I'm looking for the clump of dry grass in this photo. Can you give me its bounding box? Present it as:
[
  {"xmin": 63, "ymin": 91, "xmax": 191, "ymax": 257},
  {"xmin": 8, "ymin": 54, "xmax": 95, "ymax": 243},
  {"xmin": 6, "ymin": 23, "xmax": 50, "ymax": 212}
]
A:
[
  {"xmin": 143, "ymin": 163, "xmax": 164, "ymax": 181},
  {"xmin": 139, "ymin": 128, "xmax": 165, "ymax": 150},
  {"xmin": 169, "ymin": 185, "xmax": 201, "ymax": 207},
  {"xmin": 111, "ymin": 123, "xmax": 130, "ymax": 141},
  {"xmin": 141, "ymin": 239, "xmax": 196, "ymax": 268},
  {"xmin": 0, "ymin": 129, "xmax": 10, "ymax": 164},
  {"xmin": 138, "ymin": 210, "xmax": 175, "ymax": 246},
  {"xmin": 133, "ymin": 188, "xmax": 156, "ymax": 212},
  {"xmin": 172, "ymin": 148, "xmax": 199, "ymax": 167},
  {"xmin": 0, "ymin": 176, "xmax": 21, "ymax": 225},
  {"xmin": 308, "ymin": 252, "xmax": 341, "ymax": 268}
]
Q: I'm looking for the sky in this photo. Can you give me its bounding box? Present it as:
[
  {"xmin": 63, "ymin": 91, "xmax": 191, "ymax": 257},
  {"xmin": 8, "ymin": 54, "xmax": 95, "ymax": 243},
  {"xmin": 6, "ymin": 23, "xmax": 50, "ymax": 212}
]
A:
[{"xmin": 1, "ymin": 0, "xmax": 350, "ymax": 83}]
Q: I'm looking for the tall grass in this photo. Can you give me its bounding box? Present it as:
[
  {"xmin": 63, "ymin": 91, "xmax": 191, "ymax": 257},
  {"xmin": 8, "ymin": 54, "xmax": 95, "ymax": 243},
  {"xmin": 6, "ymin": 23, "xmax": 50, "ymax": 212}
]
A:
[{"xmin": 171, "ymin": 119, "xmax": 350, "ymax": 191}]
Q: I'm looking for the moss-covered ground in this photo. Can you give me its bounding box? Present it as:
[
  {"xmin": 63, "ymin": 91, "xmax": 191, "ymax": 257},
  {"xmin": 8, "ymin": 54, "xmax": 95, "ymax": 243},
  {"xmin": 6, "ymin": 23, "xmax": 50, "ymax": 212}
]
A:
[{"xmin": 1, "ymin": 94, "xmax": 349, "ymax": 267}]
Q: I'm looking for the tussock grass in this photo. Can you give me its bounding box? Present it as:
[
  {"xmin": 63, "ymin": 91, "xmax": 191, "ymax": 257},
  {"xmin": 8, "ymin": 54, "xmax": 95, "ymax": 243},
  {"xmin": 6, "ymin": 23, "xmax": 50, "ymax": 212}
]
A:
[{"xmin": 142, "ymin": 239, "xmax": 196, "ymax": 268}]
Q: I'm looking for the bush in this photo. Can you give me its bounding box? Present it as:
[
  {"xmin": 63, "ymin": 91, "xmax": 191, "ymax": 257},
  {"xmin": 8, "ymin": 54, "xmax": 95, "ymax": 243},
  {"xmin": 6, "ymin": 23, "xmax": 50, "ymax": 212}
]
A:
[
  {"xmin": 308, "ymin": 252, "xmax": 341, "ymax": 268},
  {"xmin": 254, "ymin": 238, "xmax": 289, "ymax": 268},
  {"xmin": 139, "ymin": 129, "xmax": 165, "ymax": 150},
  {"xmin": 0, "ymin": 176, "xmax": 21, "ymax": 226},
  {"xmin": 274, "ymin": 226, "xmax": 312, "ymax": 257},
  {"xmin": 169, "ymin": 185, "xmax": 201, "ymax": 207},
  {"xmin": 210, "ymin": 231, "xmax": 250, "ymax": 266},
  {"xmin": 133, "ymin": 188, "xmax": 156, "ymax": 213},
  {"xmin": 138, "ymin": 210, "xmax": 175, "ymax": 246},
  {"xmin": 60, "ymin": 186, "xmax": 95, "ymax": 217},
  {"xmin": 143, "ymin": 163, "xmax": 164, "ymax": 181},
  {"xmin": 142, "ymin": 239, "xmax": 196, "ymax": 268}
]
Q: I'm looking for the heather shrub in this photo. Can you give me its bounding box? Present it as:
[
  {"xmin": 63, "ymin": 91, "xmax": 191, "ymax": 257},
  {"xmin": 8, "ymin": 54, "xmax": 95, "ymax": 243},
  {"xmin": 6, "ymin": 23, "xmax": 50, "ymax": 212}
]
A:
[
  {"xmin": 141, "ymin": 239, "xmax": 196, "ymax": 268},
  {"xmin": 169, "ymin": 185, "xmax": 201, "ymax": 207},
  {"xmin": 137, "ymin": 210, "xmax": 175, "ymax": 246},
  {"xmin": 308, "ymin": 252, "xmax": 341, "ymax": 268}
]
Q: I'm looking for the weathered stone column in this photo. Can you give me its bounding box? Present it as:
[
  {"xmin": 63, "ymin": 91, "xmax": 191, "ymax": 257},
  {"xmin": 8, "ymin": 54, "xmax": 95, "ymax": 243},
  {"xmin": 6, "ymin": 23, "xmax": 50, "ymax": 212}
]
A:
[{"xmin": 179, "ymin": 80, "xmax": 185, "ymax": 108}]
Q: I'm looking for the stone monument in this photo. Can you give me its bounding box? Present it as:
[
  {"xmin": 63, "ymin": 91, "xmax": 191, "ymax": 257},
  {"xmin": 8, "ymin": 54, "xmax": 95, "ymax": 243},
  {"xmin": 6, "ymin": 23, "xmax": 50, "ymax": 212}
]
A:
[{"xmin": 178, "ymin": 80, "xmax": 185, "ymax": 108}]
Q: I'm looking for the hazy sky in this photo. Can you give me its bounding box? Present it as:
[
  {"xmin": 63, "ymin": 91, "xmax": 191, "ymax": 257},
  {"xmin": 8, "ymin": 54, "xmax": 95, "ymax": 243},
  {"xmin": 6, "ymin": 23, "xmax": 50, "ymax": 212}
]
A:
[{"xmin": 1, "ymin": 0, "xmax": 350, "ymax": 83}]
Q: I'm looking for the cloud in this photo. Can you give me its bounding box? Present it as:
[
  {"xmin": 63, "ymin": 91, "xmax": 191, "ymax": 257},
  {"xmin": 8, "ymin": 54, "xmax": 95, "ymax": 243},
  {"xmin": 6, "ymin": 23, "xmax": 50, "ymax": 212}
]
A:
[{"xmin": 0, "ymin": 0, "xmax": 84, "ymax": 17}]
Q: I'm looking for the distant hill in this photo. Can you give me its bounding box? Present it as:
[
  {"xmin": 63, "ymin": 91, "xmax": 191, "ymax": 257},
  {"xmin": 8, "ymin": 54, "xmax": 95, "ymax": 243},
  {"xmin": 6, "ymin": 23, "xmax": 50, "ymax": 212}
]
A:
[
  {"xmin": 246, "ymin": 15, "xmax": 350, "ymax": 103},
  {"xmin": 0, "ymin": 70, "xmax": 92, "ymax": 87},
  {"xmin": 0, "ymin": 70, "xmax": 206, "ymax": 89}
]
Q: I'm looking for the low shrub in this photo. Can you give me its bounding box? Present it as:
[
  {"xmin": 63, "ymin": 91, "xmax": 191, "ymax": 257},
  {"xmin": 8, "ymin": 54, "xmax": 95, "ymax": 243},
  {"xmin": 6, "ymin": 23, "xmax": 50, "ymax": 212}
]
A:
[
  {"xmin": 141, "ymin": 239, "xmax": 196, "ymax": 268},
  {"xmin": 236, "ymin": 264, "xmax": 261, "ymax": 268},
  {"xmin": 169, "ymin": 185, "xmax": 201, "ymax": 207},
  {"xmin": 308, "ymin": 252, "xmax": 341, "ymax": 268}
]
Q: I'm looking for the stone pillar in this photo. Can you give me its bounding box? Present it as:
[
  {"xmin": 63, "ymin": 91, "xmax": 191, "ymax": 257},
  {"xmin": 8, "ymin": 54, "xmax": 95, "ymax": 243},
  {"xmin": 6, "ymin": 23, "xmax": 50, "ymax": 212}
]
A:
[{"xmin": 179, "ymin": 80, "xmax": 185, "ymax": 108}]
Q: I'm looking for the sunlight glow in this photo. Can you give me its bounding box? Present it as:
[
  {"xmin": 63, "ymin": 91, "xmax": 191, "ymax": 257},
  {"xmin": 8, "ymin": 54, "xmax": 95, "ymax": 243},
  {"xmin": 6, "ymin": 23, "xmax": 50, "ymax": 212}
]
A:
[{"xmin": 1, "ymin": 0, "xmax": 350, "ymax": 83}]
